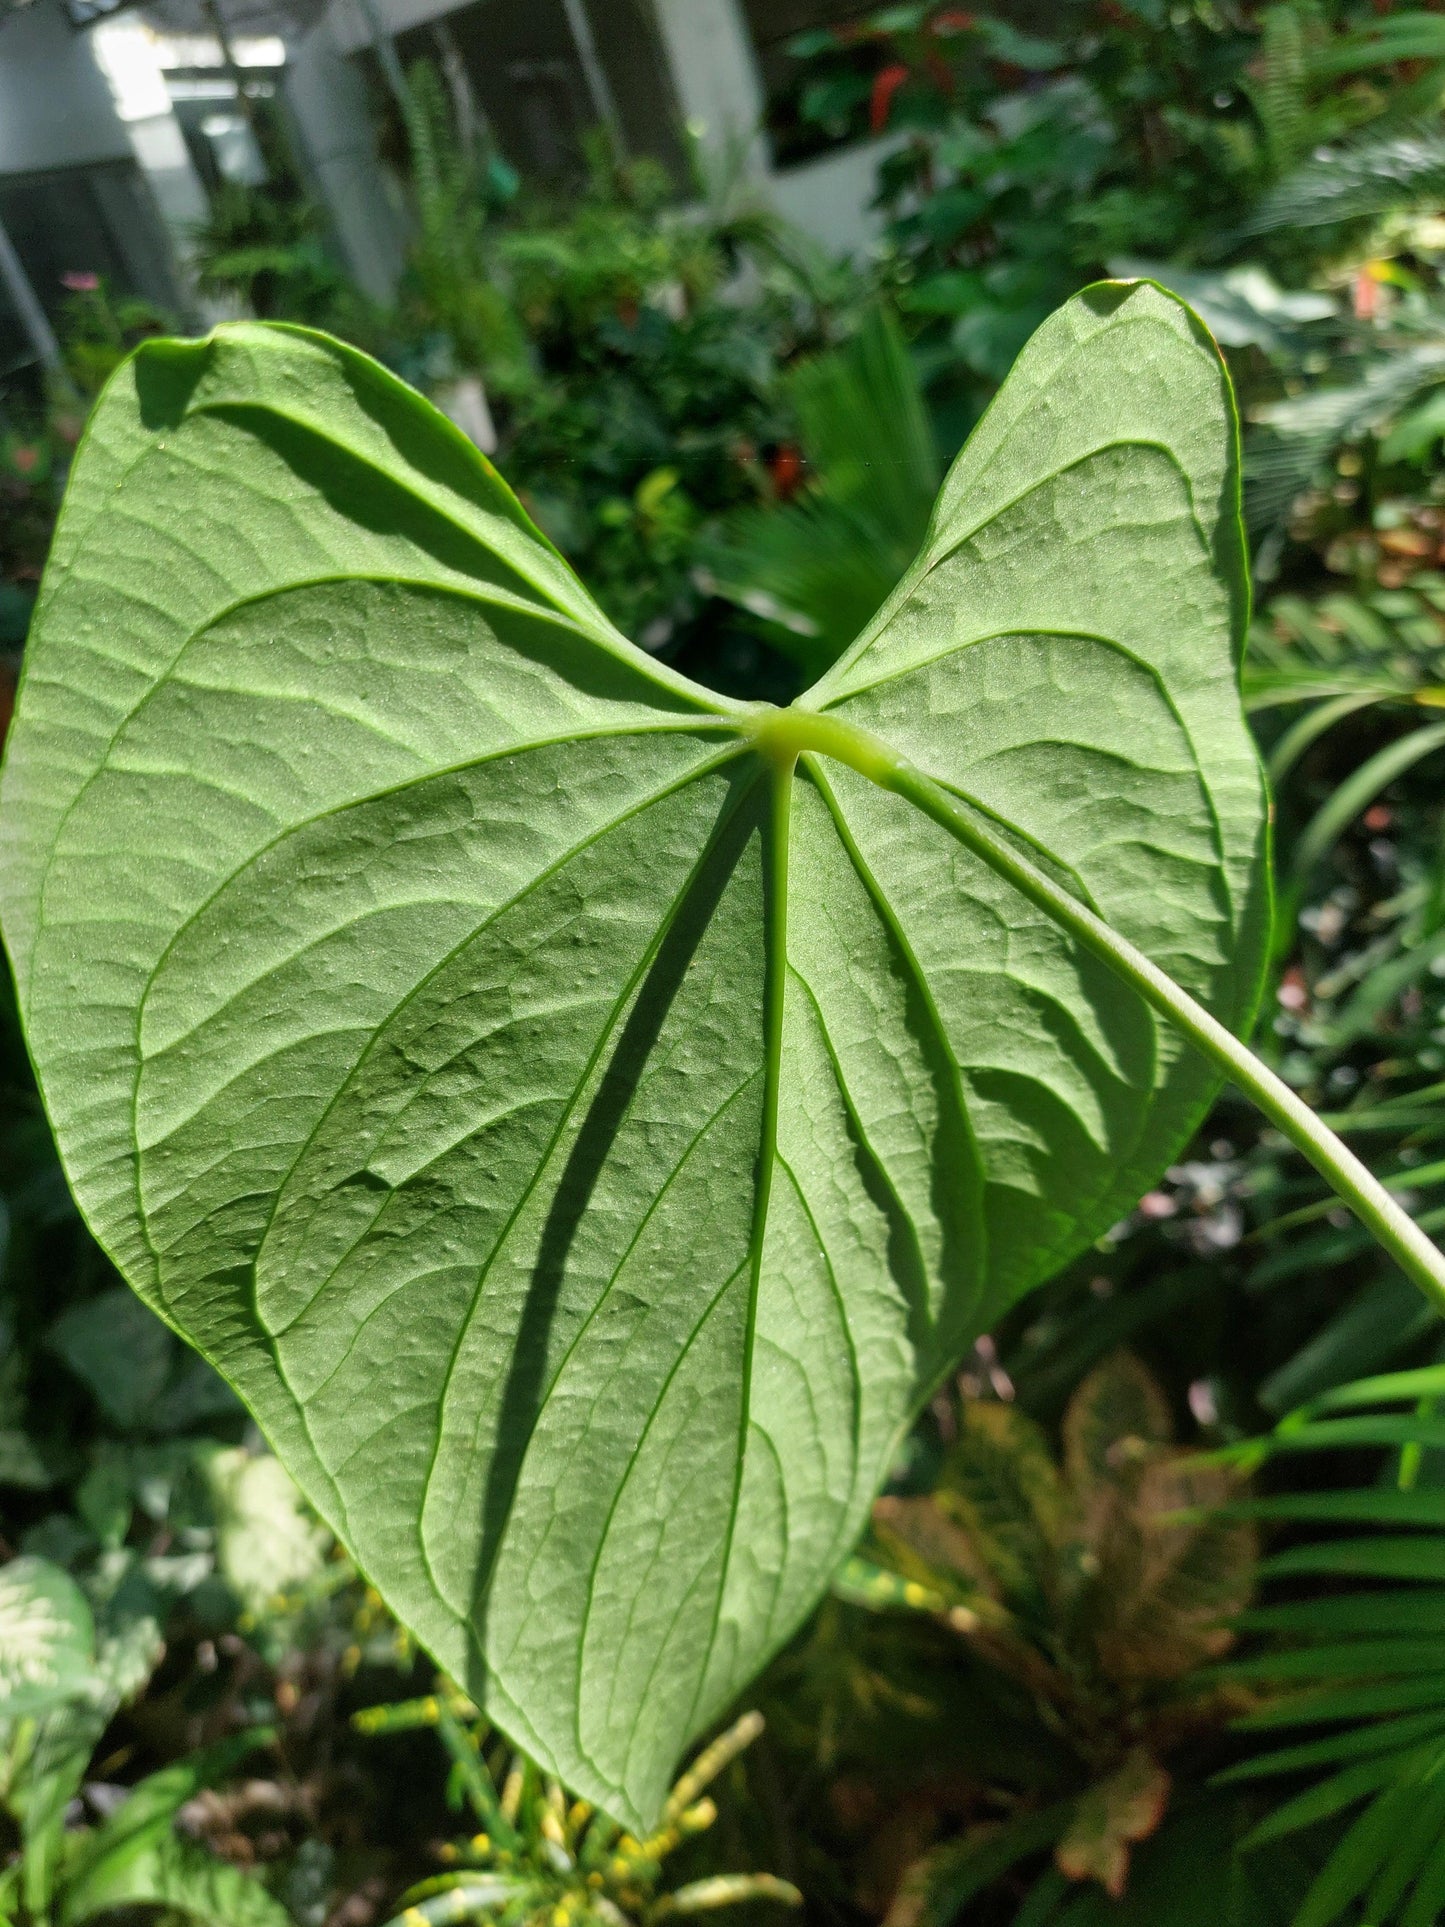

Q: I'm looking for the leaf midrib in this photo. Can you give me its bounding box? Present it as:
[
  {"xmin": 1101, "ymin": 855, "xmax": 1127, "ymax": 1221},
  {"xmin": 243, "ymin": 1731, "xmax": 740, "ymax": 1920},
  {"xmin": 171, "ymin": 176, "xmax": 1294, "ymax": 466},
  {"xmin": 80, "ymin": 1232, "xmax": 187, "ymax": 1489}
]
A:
[{"xmin": 416, "ymin": 758, "xmax": 767, "ymax": 1626}]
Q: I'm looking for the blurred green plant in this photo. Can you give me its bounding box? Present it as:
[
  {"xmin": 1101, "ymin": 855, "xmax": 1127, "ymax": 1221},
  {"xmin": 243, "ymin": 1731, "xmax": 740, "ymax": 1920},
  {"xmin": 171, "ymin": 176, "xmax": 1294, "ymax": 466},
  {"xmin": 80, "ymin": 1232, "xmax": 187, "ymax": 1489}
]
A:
[
  {"xmin": 785, "ymin": 1, "xmax": 1445, "ymax": 465},
  {"xmin": 0, "ymin": 1556, "xmax": 286, "ymax": 1927},
  {"xmin": 705, "ymin": 305, "xmax": 937, "ymax": 681},
  {"xmin": 393, "ymin": 58, "xmax": 526, "ymax": 392},
  {"xmin": 353, "ymin": 1697, "xmax": 799, "ymax": 1927},
  {"xmin": 54, "ymin": 277, "xmax": 170, "ymax": 403},
  {"xmin": 189, "ymin": 185, "xmax": 373, "ymax": 336},
  {"xmin": 488, "ymin": 145, "xmax": 846, "ymax": 668}
]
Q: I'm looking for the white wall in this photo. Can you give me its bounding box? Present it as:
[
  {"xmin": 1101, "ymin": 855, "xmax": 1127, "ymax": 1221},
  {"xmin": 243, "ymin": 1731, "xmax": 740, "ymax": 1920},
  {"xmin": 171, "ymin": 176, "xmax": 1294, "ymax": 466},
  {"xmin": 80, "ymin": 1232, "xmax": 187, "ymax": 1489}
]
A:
[
  {"xmin": 286, "ymin": 17, "xmax": 408, "ymax": 304},
  {"xmin": 0, "ymin": 0, "xmax": 131, "ymax": 177},
  {"xmin": 649, "ymin": 0, "xmax": 889, "ymax": 260},
  {"xmin": 651, "ymin": 0, "xmax": 766, "ymax": 176},
  {"xmin": 771, "ymin": 138, "xmax": 894, "ymax": 263}
]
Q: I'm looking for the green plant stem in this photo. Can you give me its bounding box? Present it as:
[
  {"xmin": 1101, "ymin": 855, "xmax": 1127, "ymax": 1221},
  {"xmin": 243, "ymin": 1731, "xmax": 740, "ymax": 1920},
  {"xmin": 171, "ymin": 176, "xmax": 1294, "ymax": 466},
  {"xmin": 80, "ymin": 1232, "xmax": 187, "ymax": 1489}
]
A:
[
  {"xmin": 892, "ymin": 763, "xmax": 1445, "ymax": 1313},
  {"xmin": 753, "ymin": 703, "xmax": 1445, "ymax": 1316}
]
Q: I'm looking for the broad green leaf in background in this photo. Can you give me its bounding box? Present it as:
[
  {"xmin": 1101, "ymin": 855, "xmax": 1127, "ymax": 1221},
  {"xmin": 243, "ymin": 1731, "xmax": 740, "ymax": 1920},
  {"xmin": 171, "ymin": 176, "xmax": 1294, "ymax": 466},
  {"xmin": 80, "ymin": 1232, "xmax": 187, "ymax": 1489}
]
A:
[
  {"xmin": 203, "ymin": 1447, "xmax": 331, "ymax": 1614},
  {"xmin": 0, "ymin": 1559, "xmax": 93, "ymax": 1720},
  {"xmin": 0, "ymin": 282, "xmax": 1269, "ymax": 1828}
]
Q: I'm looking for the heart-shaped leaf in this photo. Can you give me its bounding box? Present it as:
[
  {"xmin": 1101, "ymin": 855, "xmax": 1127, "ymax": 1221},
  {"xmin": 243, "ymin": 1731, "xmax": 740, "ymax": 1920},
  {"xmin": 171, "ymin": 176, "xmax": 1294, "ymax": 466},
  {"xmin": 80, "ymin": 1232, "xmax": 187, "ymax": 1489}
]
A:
[{"xmin": 0, "ymin": 282, "xmax": 1266, "ymax": 1826}]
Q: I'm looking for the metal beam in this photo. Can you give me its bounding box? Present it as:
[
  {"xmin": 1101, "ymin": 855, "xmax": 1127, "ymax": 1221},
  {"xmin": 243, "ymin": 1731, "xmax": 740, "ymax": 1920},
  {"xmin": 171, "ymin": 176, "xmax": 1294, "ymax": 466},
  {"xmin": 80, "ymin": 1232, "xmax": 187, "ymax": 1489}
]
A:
[
  {"xmin": 0, "ymin": 209, "xmax": 62, "ymax": 373},
  {"xmin": 559, "ymin": 0, "xmax": 623, "ymax": 156}
]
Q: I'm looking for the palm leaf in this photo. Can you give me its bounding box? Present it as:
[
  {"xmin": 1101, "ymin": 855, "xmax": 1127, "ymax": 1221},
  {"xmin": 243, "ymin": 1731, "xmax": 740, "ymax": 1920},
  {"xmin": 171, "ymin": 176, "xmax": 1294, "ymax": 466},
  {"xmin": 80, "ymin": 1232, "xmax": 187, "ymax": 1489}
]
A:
[
  {"xmin": 706, "ymin": 307, "xmax": 937, "ymax": 677},
  {"xmin": 1241, "ymin": 128, "xmax": 1445, "ymax": 235},
  {"xmin": 1221, "ymin": 1368, "xmax": 1445, "ymax": 1925},
  {"xmin": 1247, "ymin": 344, "xmax": 1445, "ymax": 533}
]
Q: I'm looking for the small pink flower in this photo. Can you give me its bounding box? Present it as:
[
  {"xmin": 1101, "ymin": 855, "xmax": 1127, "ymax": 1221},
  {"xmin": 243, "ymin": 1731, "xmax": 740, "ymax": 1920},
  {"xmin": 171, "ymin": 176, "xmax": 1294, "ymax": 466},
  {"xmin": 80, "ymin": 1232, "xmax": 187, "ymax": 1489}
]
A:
[
  {"xmin": 12, "ymin": 445, "xmax": 39, "ymax": 473},
  {"xmin": 61, "ymin": 270, "xmax": 100, "ymax": 293}
]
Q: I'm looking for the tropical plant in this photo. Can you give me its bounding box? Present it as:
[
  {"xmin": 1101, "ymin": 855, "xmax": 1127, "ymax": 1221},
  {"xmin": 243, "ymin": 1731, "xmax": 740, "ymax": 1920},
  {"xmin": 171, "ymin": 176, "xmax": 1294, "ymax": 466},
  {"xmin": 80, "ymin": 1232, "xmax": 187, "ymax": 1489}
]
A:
[
  {"xmin": 489, "ymin": 139, "xmax": 823, "ymax": 661},
  {"xmin": 1248, "ymin": 574, "xmax": 1445, "ymax": 945},
  {"xmin": 1241, "ymin": 126, "xmax": 1445, "ymax": 242},
  {"xmin": 1210, "ymin": 1362, "xmax": 1445, "ymax": 1927},
  {"xmin": 705, "ymin": 305, "xmax": 937, "ymax": 681},
  {"xmin": 836, "ymin": 1353, "xmax": 1256, "ymax": 1904},
  {"xmin": 784, "ymin": 2, "xmax": 1445, "ymax": 459},
  {"xmin": 189, "ymin": 185, "xmax": 368, "ymax": 336},
  {"xmin": 54, "ymin": 278, "xmax": 171, "ymax": 403},
  {"xmin": 394, "ymin": 57, "xmax": 526, "ymax": 393},
  {"xmin": 1223, "ymin": 100, "xmax": 1445, "ymax": 543},
  {"xmin": 0, "ymin": 1555, "xmax": 288, "ymax": 1927},
  {"xmin": 6, "ymin": 279, "xmax": 1445, "ymax": 1845},
  {"xmin": 354, "ymin": 1694, "xmax": 797, "ymax": 1927},
  {"xmin": 781, "ymin": 1, "xmax": 1257, "ymax": 426}
]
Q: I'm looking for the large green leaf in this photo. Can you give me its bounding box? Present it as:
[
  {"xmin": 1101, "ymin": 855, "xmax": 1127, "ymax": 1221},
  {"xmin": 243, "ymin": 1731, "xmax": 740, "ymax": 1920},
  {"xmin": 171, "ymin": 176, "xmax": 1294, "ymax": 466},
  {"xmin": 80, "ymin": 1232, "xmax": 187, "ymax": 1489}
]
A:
[{"xmin": 0, "ymin": 281, "xmax": 1266, "ymax": 1827}]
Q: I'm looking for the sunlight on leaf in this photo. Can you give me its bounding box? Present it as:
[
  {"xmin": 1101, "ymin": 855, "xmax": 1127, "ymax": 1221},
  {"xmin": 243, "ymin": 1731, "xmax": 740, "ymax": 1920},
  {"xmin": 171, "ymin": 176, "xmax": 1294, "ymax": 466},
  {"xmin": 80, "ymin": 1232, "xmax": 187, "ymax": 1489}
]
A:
[{"xmin": 0, "ymin": 284, "xmax": 1266, "ymax": 1827}]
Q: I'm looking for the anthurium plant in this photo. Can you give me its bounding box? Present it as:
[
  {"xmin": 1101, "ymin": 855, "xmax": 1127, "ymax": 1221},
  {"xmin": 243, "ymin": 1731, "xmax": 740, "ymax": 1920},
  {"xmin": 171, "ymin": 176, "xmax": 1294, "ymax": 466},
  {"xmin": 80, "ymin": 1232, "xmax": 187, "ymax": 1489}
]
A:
[{"xmin": 3, "ymin": 279, "xmax": 1440, "ymax": 1834}]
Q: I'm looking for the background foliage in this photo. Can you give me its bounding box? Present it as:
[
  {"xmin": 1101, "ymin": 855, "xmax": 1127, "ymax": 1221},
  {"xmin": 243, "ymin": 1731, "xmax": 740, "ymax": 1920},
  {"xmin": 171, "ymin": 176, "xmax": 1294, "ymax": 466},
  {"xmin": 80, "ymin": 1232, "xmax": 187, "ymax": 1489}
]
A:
[{"xmin": 8, "ymin": 4, "xmax": 1445, "ymax": 1925}]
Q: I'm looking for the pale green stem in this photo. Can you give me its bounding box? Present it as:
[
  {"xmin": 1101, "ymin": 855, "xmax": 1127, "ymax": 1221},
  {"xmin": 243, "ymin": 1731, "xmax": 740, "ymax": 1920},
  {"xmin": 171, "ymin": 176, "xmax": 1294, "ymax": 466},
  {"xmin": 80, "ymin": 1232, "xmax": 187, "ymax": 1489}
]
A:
[{"xmin": 745, "ymin": 704, "xmax": 1445, "ymax": 1318}]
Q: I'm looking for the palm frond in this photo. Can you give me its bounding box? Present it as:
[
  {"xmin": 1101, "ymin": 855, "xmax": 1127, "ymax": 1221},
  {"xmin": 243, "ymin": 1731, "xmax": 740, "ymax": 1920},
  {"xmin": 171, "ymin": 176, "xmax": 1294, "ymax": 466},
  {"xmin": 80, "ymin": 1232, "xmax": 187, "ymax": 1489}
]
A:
[
  {"xmin": 1242, "ymin": 127, "xmax": 1445, "ymax": 237},
  {"xmin": 1213, "ymin": 1367, "xmax": 1445, "ymax": 1927},
  {"xmin": 705, "ymin": 306, "xmax": 937, "ymax": 679},
  {"xmin": 1246, "ymin": 342, "xmax": 1445, "ymax": 532},
  {"xmin": 1248, "ymin": 3, "xmax": 1322, "ymax": 177}
]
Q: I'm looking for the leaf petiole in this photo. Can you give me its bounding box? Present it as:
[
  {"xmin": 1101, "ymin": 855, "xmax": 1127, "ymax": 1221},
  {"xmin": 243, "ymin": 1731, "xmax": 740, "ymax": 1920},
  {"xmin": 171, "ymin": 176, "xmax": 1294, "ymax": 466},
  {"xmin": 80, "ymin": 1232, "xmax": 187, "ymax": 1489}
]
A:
[{"xmin": 762, "ymin": 703, "xmax": 1445, "ymax": 1316}]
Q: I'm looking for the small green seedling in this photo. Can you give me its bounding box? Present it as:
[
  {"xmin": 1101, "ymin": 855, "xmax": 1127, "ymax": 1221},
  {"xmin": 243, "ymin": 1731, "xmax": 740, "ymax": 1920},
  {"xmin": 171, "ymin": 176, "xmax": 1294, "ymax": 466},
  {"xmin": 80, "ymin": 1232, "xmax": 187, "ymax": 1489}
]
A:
[{"xmin": 354, "ymin": 1693, "xmax": 797, "ymax": 1927}]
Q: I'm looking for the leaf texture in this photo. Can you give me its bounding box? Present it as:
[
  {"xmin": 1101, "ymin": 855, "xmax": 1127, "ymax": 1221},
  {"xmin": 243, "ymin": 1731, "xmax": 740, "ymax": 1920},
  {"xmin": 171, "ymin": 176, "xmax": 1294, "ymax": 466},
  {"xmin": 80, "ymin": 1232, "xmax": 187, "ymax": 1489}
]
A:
[{"xmin": 0, "ymin": 284, "xmax": 1267, "ymax": 1827}]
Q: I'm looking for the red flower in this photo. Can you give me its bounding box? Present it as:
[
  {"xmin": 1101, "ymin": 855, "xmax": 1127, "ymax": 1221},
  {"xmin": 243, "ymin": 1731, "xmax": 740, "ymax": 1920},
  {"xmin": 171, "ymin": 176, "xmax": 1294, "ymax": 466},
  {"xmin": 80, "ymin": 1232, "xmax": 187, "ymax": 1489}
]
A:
[
  {"xmin": 769, "ymin": 443, "xmax": 804, "ymax": 501},
  {"xmin": 12, "ymin": 445, "xmax": 38, "ymax": 473},
  {"xmin": 870, "ymin": 61, "xmax": 910, "ymax": 133}
]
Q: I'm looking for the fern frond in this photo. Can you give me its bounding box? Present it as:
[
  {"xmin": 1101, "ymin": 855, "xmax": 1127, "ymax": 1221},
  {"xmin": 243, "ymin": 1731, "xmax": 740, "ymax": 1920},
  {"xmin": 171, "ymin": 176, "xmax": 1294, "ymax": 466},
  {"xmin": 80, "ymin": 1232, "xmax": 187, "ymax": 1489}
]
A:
[
  {"xmin": 1249, "ymin": 4, "xmax": 1319, "ymax": 177},
  {"xmin": 1242, "ymin": 127, "xmax": 1445, "ymax": 236},
  {"xmin": 1247, "ymin": 343, "xmax": 1445, "ymax": 532}
]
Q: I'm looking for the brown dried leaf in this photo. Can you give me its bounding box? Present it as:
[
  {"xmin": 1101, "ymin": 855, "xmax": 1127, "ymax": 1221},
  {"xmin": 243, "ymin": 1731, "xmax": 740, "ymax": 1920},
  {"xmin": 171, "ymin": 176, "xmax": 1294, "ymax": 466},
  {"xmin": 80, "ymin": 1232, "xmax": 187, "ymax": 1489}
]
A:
[
  {"xmin": 1063, "ymin": 1351, "xmax": 1173, "ymax": 1500},
  {"xmin": 1055, "ymin": 1749, "xmax": 1171, "ymax": 1898}
]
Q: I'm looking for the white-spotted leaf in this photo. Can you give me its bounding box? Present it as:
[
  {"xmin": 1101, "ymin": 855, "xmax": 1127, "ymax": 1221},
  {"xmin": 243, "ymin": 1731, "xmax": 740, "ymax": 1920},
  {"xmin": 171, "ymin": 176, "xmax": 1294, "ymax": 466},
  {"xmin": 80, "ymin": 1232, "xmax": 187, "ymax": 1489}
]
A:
[
  {"xmin": 0, "ymin": 284, "xmax": 1267, "ymax": 1827},
  {"xmin": 0, "ymin": 1557, "xmax": 95, "ymax": 1719}
]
